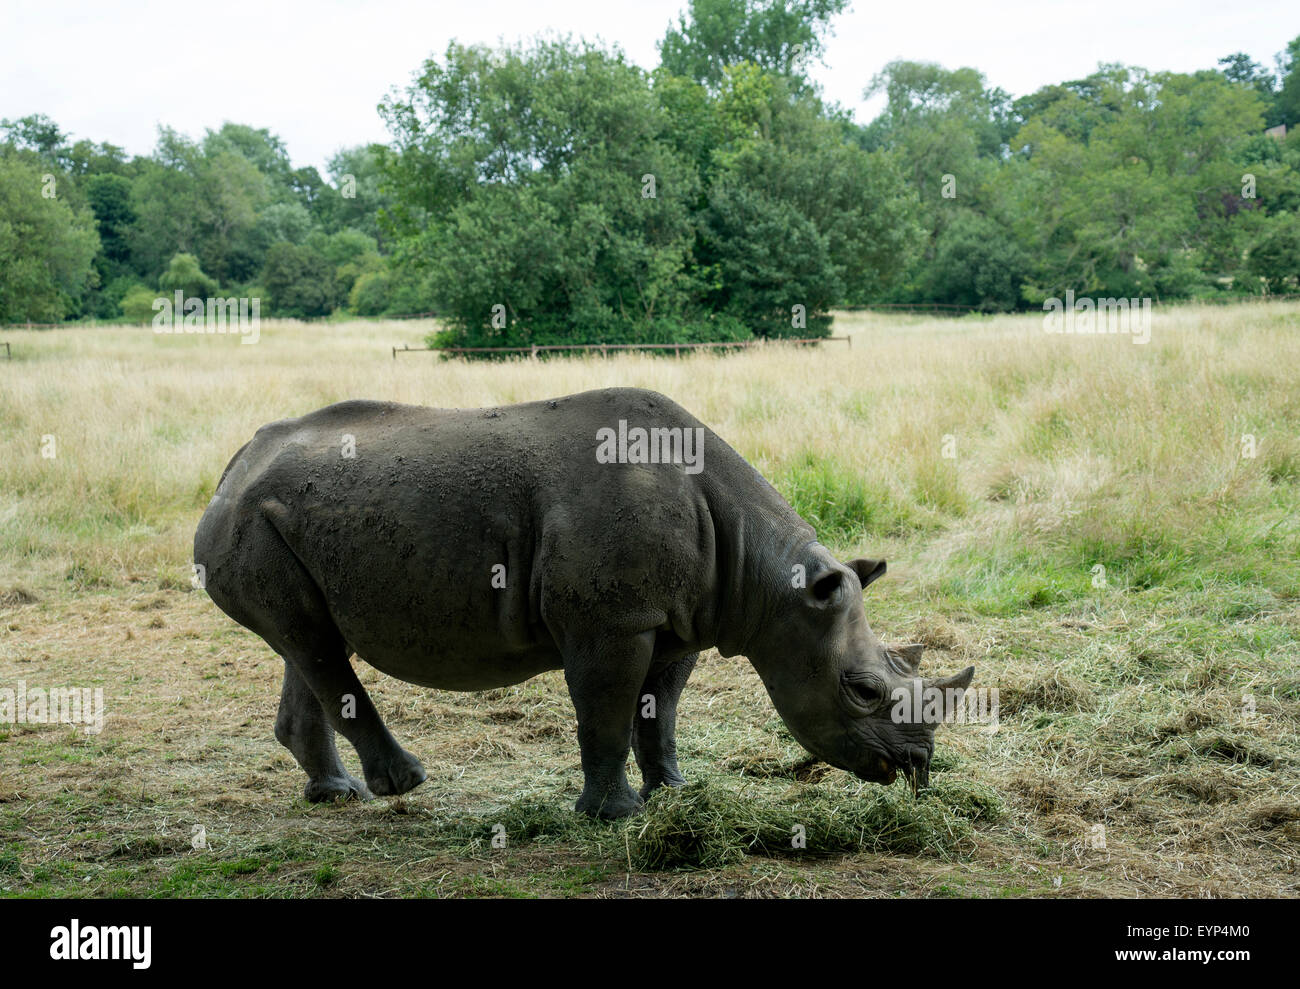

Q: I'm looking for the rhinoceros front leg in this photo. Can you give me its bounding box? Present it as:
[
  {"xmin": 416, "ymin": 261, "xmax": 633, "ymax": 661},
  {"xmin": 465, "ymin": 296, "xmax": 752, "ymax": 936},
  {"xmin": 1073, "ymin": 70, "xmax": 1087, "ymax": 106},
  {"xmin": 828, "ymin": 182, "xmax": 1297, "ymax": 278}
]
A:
[
  {"xmin": 275, "ymin": 661, "xmax": 373, "ymax": 802},
  {"xmin": 563, "ymin": 631, "xmax": 654, "ymax": 820},
  {"xmin": 633, "ymin": 652, "xmax": 698, "ymax": 800}
]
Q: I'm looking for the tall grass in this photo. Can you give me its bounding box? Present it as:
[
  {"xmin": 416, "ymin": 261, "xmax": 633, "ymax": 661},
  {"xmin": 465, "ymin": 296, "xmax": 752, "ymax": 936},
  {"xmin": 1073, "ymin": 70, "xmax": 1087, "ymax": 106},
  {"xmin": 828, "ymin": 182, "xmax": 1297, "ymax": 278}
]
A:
[{"xmin": 1, "ymin": 303, "xmax": 1298, "ymax": 609}]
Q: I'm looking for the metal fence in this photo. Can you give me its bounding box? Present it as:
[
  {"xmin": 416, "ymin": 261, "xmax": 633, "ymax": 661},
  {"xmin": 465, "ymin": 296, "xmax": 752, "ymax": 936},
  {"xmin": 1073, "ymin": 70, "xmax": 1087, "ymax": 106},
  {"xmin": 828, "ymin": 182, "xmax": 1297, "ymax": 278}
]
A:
[{"xmin": 391, "ymin": 336, "xmax": 851, "ymax": 359}]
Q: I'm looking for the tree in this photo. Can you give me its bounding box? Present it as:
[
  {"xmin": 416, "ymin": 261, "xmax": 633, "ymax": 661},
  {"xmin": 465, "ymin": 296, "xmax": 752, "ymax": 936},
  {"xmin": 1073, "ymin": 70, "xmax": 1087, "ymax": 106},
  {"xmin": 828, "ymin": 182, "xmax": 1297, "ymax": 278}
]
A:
[
  {"xmin": 865, "ymin": 61, "xmax": 1014, "ymax": 159},
  {"xmin": 1008, "ymin": 66, "xmax": 1265, "ymax": 299},
  {"xmin": 381, "ymin": 38, "xmax": 702, "ymax": 344},
  {"xmin": 858, "ymin": 61, "xmax": 1013, "ymax": 306},
  {"xmin": 120, "ymin": 284, "xmax": 160, "ymax": 322},
  {"xmin": 700, "ymin": 68, "xmax": 923, "ymax": 326},
  {"xmin": 254, "ymin": 202, "xmax": 313, "ymax": 246},
  {"xmin": 261, "ymin": 242, "xmax": 339, "ymax": 317},
  {"xmin": 196, "ymin": 150, "xmax": 266, "ymax": 283},
  {"xmin": 325, "ymin": 144, "xmax": 393, "ymax": 246},
  {"xmin": 1277, "ymin": 35, "xmax": 1300, "ymax": 127},
  {"xmin": 307, "ymin": 228, "xmax": 380, "ymax": 298},
  {"xmin": 658, "ymin": 0, "xmax": 848, "ymax": 90},
  {"xmin": 84, "ymin": 173, "xmax": 138, "ymax": 315},
  {"xmin": 202, "ymin": 123, "xmax": 294, "ymax": 196},
  {"xmin": 920, "ymin": 210, "xmax": 1027, "ymax": 310},
  {"xmin": 0, "ymin": 114, "xmax": 66, "ymax": 162},
  {"xmin": 1246, "ymin": 212, "xmax": 1300, "ymax": 291},
  {"xmin": 1218, "ymin": 52, "xmax": 1281, "ymax": 126},
  {"xmin": 0, "ymin": 152, "xmax": 100, "ymax": 321},
  {"xmin": 381, "ymin": 33, "xmax": 920, "ymax": 344},
  {"xmin": 128, "ymin": 130, "xmax": 207, "ymax": 277}
]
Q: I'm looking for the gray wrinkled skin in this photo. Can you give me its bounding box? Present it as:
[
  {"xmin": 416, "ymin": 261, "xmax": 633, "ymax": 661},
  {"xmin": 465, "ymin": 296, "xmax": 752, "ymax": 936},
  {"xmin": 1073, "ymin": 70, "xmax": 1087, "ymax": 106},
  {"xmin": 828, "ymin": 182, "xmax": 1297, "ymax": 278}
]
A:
[{"xmin": 194, "ymin": 387, "xmax": 974, "ymax": 818}]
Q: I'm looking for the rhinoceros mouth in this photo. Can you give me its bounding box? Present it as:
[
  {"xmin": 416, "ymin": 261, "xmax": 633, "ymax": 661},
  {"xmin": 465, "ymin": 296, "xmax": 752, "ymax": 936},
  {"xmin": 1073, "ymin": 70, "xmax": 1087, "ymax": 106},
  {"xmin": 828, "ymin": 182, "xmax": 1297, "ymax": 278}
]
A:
[
  {"xmin": 853, "ymin": 754, "xmax": 899, "ymax": 785},
  {"xmin": 853, "ymin": 749, "xmax": 932, "ymax": 790}
]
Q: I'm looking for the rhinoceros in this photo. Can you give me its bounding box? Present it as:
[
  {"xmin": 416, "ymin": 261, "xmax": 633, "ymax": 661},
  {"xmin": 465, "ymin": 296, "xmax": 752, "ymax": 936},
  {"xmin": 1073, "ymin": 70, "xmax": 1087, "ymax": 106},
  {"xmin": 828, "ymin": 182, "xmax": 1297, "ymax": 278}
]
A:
[{"xmin": 194, "ymin": 387, "xmax": 973, "ymax": 818}]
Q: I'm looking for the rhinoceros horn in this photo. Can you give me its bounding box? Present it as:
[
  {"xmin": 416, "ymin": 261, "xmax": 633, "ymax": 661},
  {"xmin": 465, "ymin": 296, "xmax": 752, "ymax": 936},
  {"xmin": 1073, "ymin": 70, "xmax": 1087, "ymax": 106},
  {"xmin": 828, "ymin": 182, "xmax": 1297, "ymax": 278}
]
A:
[{"xmin": 922, "ymin": 666, "xmax": 976, "ymax": 721}]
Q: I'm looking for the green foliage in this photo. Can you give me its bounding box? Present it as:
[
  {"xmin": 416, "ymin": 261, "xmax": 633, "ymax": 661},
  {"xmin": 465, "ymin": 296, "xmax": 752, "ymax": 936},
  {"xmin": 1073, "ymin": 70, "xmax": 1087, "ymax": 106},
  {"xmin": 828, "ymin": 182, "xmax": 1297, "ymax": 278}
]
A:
[
  {"xmin": 1246, "ymin": 211, "xmax": 1300, "ymax": 291},
  {"xmin": 119, "ymin": 284, "xmax": 159, "ymax": 322},
  {"xmin": 6, "ymin": 22, "xmax": 1300, "ymax": 326},
  {"xmin": 325, "ymin": 144, "xmax": 393, "ymax": 247},
  {"xmin": 84, "ymin": 174, "xmax": 134, "ymax": 269},
  {"xmin": 383, "ymin": 32, "xmax": 918, "ymax": 348},
  {"xmin": 0, "ymin": 152, "xmax": 100, "ymax": 321},
  {"xmin": 1277, "ymin": 36, "xmax": 1300, "ymax": 127},
  {"xmin": 261, "ymin": 241, "xmax": 339, "ymax": 318},
  {"xmin": 157, "ymin": 252, "xmax": 217, "ymax": 300},
  {"xmin": 383, "ymin": 38, "xmax": 705, "ymax": 345},
  {"xmin": 348, "ymin": 269, "xmax": 391, "ymax": 316},
  {"xmin": 658, "ymin": 0, "xmax": 849, "ymax": 90},
  {"xmin": 922, "ymin": 210, "xmax": 1027, "ymax": 310}
]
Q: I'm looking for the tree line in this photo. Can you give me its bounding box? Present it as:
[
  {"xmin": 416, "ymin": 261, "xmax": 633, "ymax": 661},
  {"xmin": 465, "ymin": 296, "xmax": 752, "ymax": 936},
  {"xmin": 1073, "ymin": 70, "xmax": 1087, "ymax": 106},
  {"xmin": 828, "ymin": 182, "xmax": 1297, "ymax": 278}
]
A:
[{"xmin": 2, "ymin": 0, "xmax": 1299, "ymax": 342}]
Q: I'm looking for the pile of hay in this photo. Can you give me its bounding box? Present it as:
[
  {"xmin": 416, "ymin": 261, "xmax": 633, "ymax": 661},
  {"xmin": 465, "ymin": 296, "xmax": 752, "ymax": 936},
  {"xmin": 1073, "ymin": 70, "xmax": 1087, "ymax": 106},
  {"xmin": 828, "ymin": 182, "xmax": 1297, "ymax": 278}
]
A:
[
  {"xmin": 436, "ymin": 775, "xmax": 1004, "ymax": 871},
  {"xmin": 619, "ymin": 776, "xmax": 1003, "ymax": 870}
]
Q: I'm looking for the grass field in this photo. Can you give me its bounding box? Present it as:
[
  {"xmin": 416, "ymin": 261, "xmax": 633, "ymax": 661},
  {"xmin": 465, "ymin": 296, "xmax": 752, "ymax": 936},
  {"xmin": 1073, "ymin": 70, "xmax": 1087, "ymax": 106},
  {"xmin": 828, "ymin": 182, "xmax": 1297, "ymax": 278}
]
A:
[{"xmin": 1, "ymin": 304, "xmax": 1298, "ymax": 897}]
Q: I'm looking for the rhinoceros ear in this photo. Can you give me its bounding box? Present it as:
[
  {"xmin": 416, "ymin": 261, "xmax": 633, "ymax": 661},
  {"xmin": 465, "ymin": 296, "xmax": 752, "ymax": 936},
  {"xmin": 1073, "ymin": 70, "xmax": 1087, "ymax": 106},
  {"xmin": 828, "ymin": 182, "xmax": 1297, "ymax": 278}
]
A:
[
  {"xmin": 890, "ymin": 642, "xmax": 924, "ymax": 674},
  {"xmin": 848, "ymin": 558, "xmax": 886, "ymax": 589}
]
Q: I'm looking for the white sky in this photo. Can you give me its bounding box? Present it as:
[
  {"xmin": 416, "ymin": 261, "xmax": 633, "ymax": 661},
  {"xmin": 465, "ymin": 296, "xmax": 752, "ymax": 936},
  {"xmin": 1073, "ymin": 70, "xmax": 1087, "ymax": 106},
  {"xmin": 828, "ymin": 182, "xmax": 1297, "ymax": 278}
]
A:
[{"xmin": 2, "ymin": 0, "xmax": 1296, "ymax": 173}]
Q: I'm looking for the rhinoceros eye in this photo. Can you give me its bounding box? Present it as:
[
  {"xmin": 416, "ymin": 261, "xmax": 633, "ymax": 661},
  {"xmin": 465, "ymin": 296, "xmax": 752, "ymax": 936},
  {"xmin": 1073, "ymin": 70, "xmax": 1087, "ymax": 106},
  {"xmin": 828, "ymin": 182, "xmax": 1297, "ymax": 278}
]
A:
[{"xmin": 842, "ymin": 671, "xmax": 885, "ymax": 710}]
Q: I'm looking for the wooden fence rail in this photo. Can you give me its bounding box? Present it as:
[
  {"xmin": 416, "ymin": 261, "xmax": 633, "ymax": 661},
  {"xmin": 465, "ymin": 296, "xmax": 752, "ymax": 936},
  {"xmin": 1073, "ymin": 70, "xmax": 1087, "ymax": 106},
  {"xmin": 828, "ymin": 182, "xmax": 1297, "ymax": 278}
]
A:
[{"xmin": 392, "ymin": 336, "xmax": 851, "ymax": 359}]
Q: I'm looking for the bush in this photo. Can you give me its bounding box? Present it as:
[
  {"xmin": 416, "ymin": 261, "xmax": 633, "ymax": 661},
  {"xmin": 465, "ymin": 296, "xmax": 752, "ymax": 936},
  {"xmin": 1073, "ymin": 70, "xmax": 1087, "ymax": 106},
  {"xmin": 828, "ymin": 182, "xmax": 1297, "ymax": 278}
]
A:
[
  {"xmin": 119, "ymin": 284, "xmax": 159, "ymax": 322},
  {"xmin": 1247, "ymin": 212, "xmax": 1300, "ymax": 292},
  {"xmin": 920, "ymin": 211, "xmax": 1027, "ymax": 311},
  {"xmin": 261, "ymin": 241, "xmax": 338, "ymax": 318},
  {"xmin": 157, "ymin": 253, "xmax": 217, "ymax": 300},
  {"xmin": 426, "ymin": 313, "xmax": 752, "ymax": 352}
]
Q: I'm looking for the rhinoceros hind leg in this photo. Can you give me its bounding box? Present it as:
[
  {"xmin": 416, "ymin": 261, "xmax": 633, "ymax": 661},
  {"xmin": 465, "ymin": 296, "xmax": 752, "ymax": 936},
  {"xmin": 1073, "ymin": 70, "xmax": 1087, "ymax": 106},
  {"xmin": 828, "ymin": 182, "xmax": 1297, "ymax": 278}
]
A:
[
  {"xmin": 228, "ymin": 507, "xmax": 427, "ymax": 801},
  {"xmin": 275, "ymin": 661, "xmax": 374, "ymax": 802},
  {"xmin": 633, "ymin": 652, "xmax": 698, "ymax": 800},
  {"xmin": 279, "ymin": 642, "xmax": 427, "ymax": 799}
]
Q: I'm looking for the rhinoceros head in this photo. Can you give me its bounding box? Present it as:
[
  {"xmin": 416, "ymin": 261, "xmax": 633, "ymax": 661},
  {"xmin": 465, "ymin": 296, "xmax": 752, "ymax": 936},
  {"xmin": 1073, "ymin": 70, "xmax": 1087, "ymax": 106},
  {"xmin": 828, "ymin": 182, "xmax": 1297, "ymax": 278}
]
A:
[{"xmin": 749, "ymin": 553, "xmax": 974, "ymax": 790}]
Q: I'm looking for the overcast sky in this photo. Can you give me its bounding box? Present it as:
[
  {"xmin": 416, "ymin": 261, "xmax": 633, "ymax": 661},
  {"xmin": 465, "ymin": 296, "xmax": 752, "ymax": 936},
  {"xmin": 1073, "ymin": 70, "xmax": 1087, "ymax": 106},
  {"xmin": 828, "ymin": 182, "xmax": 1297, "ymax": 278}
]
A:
[{"xmin": 3, "ymin": 0, "xmax": 1295, "ymax": 173}]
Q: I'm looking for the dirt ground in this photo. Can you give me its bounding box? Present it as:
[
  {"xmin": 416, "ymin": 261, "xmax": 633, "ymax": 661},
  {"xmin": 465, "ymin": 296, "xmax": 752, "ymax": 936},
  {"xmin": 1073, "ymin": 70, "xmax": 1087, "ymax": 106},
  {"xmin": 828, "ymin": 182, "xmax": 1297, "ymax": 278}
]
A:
[{"xmin": 2, "ymin": 579, "xmax": 1296, "ymax": 898}]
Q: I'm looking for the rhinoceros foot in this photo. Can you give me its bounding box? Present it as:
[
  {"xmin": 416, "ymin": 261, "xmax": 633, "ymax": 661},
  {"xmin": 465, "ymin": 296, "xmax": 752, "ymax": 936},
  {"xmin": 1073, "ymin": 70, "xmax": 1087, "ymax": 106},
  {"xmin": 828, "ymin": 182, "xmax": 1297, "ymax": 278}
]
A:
[
  {"xmin": 363, "ymin": 749, "xmax": 428, "ymax": 798},
  {"xmin": 305, "ymin": 774, "xmax": 374, "ymax": 803},
  {"xmin": 638, "ymin": 772, "xmax": 686, "ymax": 802},
  {"xmin": 576, "ymin": 783, "xmax": 644, "ymax": 820}
]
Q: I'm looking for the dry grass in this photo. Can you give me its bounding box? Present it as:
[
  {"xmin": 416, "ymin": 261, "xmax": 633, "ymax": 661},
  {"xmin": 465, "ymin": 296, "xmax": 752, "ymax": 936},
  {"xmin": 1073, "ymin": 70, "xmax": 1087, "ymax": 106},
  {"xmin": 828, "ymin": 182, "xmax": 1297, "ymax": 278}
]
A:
[{"xmin": 1, "ymin": 303, "xmax": 1298, "ymax": 897}]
